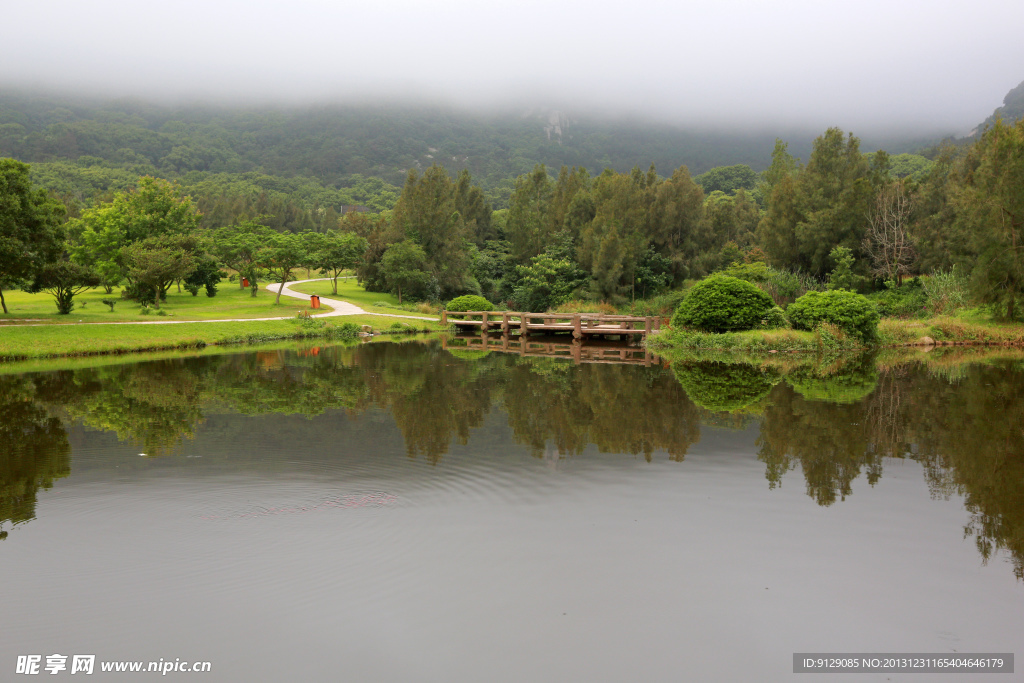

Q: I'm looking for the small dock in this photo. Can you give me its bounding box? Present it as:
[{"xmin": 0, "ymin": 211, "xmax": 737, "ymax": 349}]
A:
[
  {"xmin": 440, "ymin": 311, "xmax": 661, "ymax": 340},
  {"xmin": 443, "ymin": 334, "xmax": 663, "ymax": 366}
]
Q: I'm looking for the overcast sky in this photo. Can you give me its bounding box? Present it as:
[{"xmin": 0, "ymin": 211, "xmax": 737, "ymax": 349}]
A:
[{"xmin": 3, "ymin": 0, "xmax": 1022, "ymax": 134}]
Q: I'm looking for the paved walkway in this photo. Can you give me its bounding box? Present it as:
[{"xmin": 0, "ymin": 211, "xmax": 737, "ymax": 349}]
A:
[{"xmin": 269, "ymin": 279, "xmax": 438, "ymax": 321}]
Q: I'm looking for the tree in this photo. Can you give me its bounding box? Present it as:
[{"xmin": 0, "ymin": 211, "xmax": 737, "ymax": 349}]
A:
[
  {"xmin": 694, "ymin": 164, "xmax": 759, "ymax": 195},
  {"xmin": 795, "ymin": 128, "xmax": 873, "ymax": 275},
  {"xmin": 506, "ymin": 164, "xmax": 555, "ymax": 263},
  {"xmin": 757, "ymin": 129, "xmax": 874, "ymax": 276},
  {"xmin": 390, "ymin": 166, "xmax": 472, "ymax": 298},
  {"xmin": 184, "ymin": 254, "xmax": 223, "ymax": 297},
  {"xmin": 953, "ymin": 118, "xmax": 1024, "ymax": 319},
  {"xmin": 312, "ymin": 230, "xmax": 368, "ymax": 294},
  {"xmin": 507, "ymin": 251, "xmax": 587, "ymax": 311},
  {"xmin": 864, "ymin": 179, "xmax": 916, "ymax": 285},
  {"xmin": 826, "ymin": 246, "xmax": 863, "ymax": 291},
  {"xmin": 649, "ymin": 165, "xmax": 705, "ymax": 282},
  {"xmin": 123, "ymin": 236, "xmax": 199, "ymax": 309},
  {"xmin": 0, "ymin": 159, "xmax": 66, "ymax": 314},
  {"xmin": 380, "ymin": 239, "xmax": 431, "ymax": 304},
  {"xmin": 260, "ymin": 232, "xmax": 308, "ymax": 305},
  {"xmin": 455, "ymin": 169, "xmax": 494, "ymax": 245},
  {"xmin": 68, "ymin": 176, "xmax": 202, "ymax": 297},
  {"xmin": 208, "ymin": 219, "xmax": 274, "ymax": 295},
  {"xmin": 26, "ymin": 260, "xmax": 101, "ymax": 314}
]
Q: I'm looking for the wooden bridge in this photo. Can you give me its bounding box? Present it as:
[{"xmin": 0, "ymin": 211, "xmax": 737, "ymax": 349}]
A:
[
  {"xmin": 443, "ymin": 333, "xmax": 663, "ymax": 366},
  {"xmin": 440, "ymin": 310, "xmax": 661, "ymax": 340}
]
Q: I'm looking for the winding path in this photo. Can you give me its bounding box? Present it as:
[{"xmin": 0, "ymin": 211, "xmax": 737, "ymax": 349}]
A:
[
  {"xmin": 268, "ymin": 279, "xmax": 438, "ymax": 321},
  {"xmin": 4, "ymin": 279, "xmax": 438, "ymax": 327}
]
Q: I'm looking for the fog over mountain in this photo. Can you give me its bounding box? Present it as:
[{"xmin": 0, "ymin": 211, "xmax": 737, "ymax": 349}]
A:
[{"xmin": 4, "ymin": 0, "xmax": 1023, "ymax": 136}]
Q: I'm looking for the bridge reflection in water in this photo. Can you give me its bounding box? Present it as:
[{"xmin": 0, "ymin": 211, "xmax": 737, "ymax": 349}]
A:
[{"xmin": 442, "ymin": 332, "xmax": 663, "ymax": 366}]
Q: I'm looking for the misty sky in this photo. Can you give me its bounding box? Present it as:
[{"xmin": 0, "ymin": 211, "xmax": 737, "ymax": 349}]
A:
[{"xmin": 3, "ymin": 0, "xmax": 1023, "ymax": 134}]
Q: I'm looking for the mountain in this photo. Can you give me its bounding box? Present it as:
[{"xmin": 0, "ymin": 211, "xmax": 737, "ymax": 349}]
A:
[{"xmin": 971, "ymin": 80, "xmax": 1024, "ymax": 135}]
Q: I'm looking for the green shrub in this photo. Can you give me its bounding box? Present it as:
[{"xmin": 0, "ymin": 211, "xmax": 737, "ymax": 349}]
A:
[
  {"xmin": 446, "ymin": 295, "xmax": 494, "ymax": 312},
  {"xmin": 786, "ymin": 289, "xmax": 880, "ymax": 342},
  {"xmin": 628, "ymin": 288, "xmax": 689, "ymax": 317},
  {"xmin": 761, "ymin": 306, "xmax": 789, "ymax": 329},
  {"xmin": 721, "ymin": 262, "xmax": 808, "ymax": 305},
  {"xmin": 923, "ymin": 266, "xmax": 969, "ymax": 315},
  {"xmin": 671, "ymin": 274, "xmax": 775, "ymax": 333},
  {"xmin": 866, "ymin": 278, "xmax": 927, "ymax": 318}
]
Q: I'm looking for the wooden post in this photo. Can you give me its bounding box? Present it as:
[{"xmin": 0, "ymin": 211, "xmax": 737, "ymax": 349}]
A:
[
  {"xmin": 480, "ymin": 311, "xmax": 489, "ymax": 332},
  {"xmin": 520, "ymin": 314, "xmax": 529, "ymax": 337},
  {"xmin": 644, "ymin": 317, "xmax": 652, "ymax": 337},
  {"xmin": 571, "ymin": 340, "xmax": 582, "ymax": 365},
  {"xmin": 501, "ymin": 311, "xmax": 510, "ymax": 334},
  {"xmin": 441, "ymin": 310, "xmax": 447, "ymax": 325},
  {"xmin": 573, "ymin": 314, "xmax": 582, "ymax": 339}
]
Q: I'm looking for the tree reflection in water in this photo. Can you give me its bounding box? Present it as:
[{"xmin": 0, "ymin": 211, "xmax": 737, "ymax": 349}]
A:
[
  {"xmin": 0, "ymin": 377, "xmax": 70, "ymax": 532},
  {"xmin": 1, "ymin": 342, "xmax": 1022, "ymax": 578}
]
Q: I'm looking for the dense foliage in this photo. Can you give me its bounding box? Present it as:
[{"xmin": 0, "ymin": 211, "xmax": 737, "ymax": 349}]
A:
[
  {"xmin": 786, "ymin": 289, "xmax": 880, "ymax": 342},
  {"xmin": 671, "ymin": 274, "xmax": 775, "ymax": 333},
  {"xmin": 3, "ymin": 82, "xmax": 1024, "ymax": 323},
  {"xmin": 446, "ymin": 295, "xmax": 493, "ymax": 312},
  {"xmin": 0, "ymin": 159, "xmax": 66, "ymax": 313}
]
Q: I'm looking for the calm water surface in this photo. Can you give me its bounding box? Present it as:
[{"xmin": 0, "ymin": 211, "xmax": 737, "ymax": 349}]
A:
[{"xmin": 1, "ymin": 341, "xmax": 1022, "ymax": 681}]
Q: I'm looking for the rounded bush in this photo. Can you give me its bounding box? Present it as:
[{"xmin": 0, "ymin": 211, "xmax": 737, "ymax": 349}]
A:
[
  {"xmin": 786, "ymin": 289, "xmax": 880, "ymax": 342},
  {"xmin": 671, "ymin": 274, "xmax": 775, "ymax": 333},
  {"xmin": 446, "ymin": 295, "xmax": 494, "ymax": 312},
  {"xmin": 761, "ymin": 306, "xmax": 788, "ymax": 329}
]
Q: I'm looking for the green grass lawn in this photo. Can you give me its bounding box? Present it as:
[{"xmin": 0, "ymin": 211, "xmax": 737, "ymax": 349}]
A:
[
  {"xmin": 0, "ymin": 280, "xmax": 322, "ymax": 324},
  {"xmin": 0, "ymin": 313, "xmax": 446, "ymax": 360},
  {"xmin": 289, "ymin": 278, "xmax": 439, "ymax": 317}
]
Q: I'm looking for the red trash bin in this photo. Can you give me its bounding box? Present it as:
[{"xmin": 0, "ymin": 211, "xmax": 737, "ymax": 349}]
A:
[
  {"xmin": 310, "ymin": 295, "xmax": 320, "ymax": 309},
  {"xmin": 242, "ymin": 277, "xmax": 249, "ymax": 287}
]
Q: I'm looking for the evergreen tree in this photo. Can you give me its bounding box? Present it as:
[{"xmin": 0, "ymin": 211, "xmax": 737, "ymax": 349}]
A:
[{"xmin": 0, "ymin": 159, "xmax": 66, "ymax": 314}]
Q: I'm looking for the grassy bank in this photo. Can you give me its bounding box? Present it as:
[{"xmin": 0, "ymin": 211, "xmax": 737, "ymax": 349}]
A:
[
  {"xmin": 0, "ymin": 282, "xmax": 320, "ymax": 323},
  {"xmin": 649, "ymin": 315, "xmax": 1024, "ymax": 355},
  {"xmin": 647, "ymin": 324, "xmax": 864, "ymax": 353},
  {"xmin": 0, "ymin": 314, "xmax": 445, "ymax": 361}
]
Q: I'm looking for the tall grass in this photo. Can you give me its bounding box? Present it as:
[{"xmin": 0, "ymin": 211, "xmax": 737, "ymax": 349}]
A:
[{"xmin": 923, "ymin": 266, "xmax": 970, "ymax": 315}]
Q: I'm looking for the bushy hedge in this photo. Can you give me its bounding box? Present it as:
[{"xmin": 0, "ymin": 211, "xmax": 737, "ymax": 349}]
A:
[
  {"xmin": 671, "ymin": 274, "xmax": 775, "ymax": 333},
  {"xmin": 761, "ymin": 306, "xmax": 789, "ymax": 329},
  {"xmin": 786, "ymin": 289, "xmax": 879, "ymax": 342},
  {"xmin": 721, "ymin": 261, "xmax": 807, "ymax": 304},
  {"xmin": 446, "ymin": 295, "xmax": 494, "ymax": 312},
  {"xmin": 866, "ymin": 278, "xmax": 927, "ymax": 318}
]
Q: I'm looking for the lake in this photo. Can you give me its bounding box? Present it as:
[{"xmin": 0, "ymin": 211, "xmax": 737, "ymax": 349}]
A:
[{"xmin": 1, "ymin": 340, "xmax": 1021, "ymax": 681}]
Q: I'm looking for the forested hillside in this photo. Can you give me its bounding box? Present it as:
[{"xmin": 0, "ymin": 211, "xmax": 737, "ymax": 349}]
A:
[
  {"xmin": 0, "ymin": 90, "xmax": 935, "ymax": 218},
  {"xmin": 974, "ymin": 80, "xmax": 1024, "ymax": 135},
  {"xmin": 2, "ymin": 82, "xmax": 1022, "ymax": 323}
]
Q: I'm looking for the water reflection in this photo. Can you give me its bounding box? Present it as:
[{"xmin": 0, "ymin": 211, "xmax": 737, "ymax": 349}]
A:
[
  {"xmin": 2, "ymin": 341, "xmax": 1023, "ymax": 578},
  {"xmin": 0, "ymin": 376, "xmax": 70, "ymax": 531}
]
